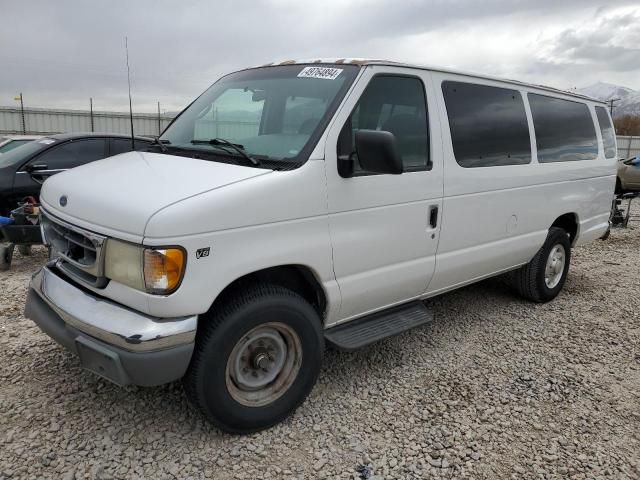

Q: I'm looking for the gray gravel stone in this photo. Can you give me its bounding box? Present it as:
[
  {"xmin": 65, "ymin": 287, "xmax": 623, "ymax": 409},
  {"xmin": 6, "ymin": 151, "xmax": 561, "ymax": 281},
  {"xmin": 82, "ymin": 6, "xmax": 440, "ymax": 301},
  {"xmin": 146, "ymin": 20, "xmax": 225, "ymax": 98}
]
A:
[{"xmin": 1, "ymin": 205, "xmax": 640, "ymax": 479}]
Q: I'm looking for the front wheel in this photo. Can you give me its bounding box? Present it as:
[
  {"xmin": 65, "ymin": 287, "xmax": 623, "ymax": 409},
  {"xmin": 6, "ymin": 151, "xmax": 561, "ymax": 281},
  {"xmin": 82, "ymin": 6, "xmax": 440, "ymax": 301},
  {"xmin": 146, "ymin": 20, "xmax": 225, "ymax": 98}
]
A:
[
  {"xmin": 509, "ymin": 227, "xmax": 571, "ymax": 303},
  {"xmin": 183, "ymin": 284, "xmax": 324, "ymax": 433}
]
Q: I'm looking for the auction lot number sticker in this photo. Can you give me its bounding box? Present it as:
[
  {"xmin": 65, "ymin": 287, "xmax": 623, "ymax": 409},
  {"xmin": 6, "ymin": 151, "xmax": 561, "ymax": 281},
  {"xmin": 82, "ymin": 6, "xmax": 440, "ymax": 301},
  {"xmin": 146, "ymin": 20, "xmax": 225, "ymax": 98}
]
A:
[{"xmin": 297, "ymin": 66, "xmax": 343, "ymax": 80}]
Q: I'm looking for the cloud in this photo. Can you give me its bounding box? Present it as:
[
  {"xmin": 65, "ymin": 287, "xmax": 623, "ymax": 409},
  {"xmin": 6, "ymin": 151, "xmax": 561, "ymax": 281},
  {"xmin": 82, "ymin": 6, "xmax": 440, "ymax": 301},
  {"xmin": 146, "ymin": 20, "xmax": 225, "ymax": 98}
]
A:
[
  {"xmin": 0, "ymin": 1, "xmax": 638, "ymax": 112},
  {"xmin": 542, "ymin": 7, "xmax": 640, "ymax": 72},
  {"xmin": 501, "ymin": 5, "xmax": 639, "ymax": 91}
]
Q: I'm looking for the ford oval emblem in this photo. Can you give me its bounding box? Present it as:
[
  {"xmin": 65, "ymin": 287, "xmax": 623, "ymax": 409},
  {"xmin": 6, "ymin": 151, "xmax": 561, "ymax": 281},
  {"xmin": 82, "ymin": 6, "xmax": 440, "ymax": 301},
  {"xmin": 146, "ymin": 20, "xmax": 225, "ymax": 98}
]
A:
[{"xmin": 59, "ymin": 195, "xmax": 68, "ymax": 207}]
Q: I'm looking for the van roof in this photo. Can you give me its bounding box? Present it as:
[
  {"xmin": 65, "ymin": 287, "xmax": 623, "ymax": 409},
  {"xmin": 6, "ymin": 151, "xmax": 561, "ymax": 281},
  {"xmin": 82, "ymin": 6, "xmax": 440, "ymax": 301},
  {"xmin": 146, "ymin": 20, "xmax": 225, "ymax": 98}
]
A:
[{"xmin": 253, "ymin": 58, "xmax": 606, "ymax": 105}]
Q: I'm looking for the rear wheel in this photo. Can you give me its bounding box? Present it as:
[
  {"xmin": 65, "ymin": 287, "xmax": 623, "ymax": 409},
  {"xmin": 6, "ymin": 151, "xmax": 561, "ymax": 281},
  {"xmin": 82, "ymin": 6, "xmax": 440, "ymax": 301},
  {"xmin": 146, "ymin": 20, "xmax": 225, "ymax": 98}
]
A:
[
  {"xmin": 183, "ymin": 284, "xmax": 324, "ymax": 433},
  {"xmin": 509, "ymin": 227, "xmax": 571, "ymax": 303}
]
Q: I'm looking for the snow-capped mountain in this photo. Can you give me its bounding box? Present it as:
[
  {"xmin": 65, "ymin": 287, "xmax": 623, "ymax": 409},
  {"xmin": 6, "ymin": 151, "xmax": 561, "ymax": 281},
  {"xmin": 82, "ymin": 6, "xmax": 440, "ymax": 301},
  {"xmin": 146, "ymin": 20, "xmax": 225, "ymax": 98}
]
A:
[{"xmin": 577, "ymin": 82, "xmax": 640, "ymax": 118}]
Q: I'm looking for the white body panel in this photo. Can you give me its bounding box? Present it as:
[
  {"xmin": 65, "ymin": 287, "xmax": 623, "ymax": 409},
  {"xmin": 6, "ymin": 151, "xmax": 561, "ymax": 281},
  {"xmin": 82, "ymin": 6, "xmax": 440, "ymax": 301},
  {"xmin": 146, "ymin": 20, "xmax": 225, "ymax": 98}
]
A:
[
  {"xmin": 41, "ymin": 152, "xmax": 269, "ymax": 242},
  {"xmin": 426, "ymin": 71, "xmax": 616, "ymax": 295},
  {"xmin": 38, "ymin": 62, "xmax": 617, "ymax": 327}
]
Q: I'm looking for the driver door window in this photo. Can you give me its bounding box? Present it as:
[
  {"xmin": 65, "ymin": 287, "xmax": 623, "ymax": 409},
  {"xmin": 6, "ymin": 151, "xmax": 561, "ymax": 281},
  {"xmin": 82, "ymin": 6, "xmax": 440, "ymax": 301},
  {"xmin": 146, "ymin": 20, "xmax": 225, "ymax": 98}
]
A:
[
  {"xmin": 28, "ymin": 139, "xmax": 106, "ymax": 170},
  {"xmin": 338, "ymin": 75, "xmax": 430, "ymax": 175}
]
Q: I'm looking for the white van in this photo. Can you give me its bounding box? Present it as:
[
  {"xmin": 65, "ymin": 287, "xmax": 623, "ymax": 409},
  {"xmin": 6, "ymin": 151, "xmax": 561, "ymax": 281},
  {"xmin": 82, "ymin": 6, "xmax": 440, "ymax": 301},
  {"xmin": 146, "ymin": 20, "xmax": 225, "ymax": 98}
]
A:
[{"xmin": 25, "ymin": 60, "xmax": 618, "ymax": 432}]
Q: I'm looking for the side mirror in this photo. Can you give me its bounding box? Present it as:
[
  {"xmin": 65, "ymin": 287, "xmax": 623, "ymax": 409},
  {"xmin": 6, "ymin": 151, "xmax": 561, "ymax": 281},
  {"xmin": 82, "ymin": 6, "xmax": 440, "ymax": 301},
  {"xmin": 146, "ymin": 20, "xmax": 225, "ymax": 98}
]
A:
[
  {"xmin": 355, "ymin": 130, "xmax": 403, "ymax": 175},
  {"xmin": 25, "ymin": 164, "xmax": 48, "ymax": 173}
]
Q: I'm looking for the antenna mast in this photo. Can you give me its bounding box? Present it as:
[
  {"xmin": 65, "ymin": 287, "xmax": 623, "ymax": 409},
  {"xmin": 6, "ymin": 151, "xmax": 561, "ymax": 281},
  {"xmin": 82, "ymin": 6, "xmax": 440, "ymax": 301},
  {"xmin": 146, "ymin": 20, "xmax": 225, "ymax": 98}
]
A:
[{"xmin": 125, "ymin": 36, "xmax": 135, "ymax": 149}]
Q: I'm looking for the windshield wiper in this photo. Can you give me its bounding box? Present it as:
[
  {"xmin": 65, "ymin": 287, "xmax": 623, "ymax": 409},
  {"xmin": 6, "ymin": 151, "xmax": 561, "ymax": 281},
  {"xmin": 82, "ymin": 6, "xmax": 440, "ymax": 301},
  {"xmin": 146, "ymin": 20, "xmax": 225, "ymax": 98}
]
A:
[
  {"xmin": 150, "ymin": 137, "xmax": 170, "ymax": 153},
  {"xmin": 191, "ymin": 138, "xmax": 261, "ymax": 166}
]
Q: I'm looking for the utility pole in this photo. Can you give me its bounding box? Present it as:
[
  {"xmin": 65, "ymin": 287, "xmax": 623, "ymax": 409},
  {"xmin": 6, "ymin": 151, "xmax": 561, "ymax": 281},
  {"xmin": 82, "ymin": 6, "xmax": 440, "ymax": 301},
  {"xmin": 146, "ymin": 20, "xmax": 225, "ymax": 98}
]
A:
[
  {"xmin": 14, "ymin": 93, "xmax": 26, "ymax": 134},
  {"xmin": 89, "ymin": 97, "xmax": 94, "ymax": 132},
  {"xmin": 157, "ymin": 101, "xmax": 161, "ymax": 136},
  {"xmin": 608, "ymin": 98, "xmax": 621, "ymax": 116}
]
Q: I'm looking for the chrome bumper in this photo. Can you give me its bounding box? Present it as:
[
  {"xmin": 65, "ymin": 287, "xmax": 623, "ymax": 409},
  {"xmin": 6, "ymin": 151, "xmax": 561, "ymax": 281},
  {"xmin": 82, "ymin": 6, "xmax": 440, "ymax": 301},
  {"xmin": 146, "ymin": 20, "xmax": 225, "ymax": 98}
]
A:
[{"xmin": 29, "ymin": 265, "xmax": 197, "ymax": 353}]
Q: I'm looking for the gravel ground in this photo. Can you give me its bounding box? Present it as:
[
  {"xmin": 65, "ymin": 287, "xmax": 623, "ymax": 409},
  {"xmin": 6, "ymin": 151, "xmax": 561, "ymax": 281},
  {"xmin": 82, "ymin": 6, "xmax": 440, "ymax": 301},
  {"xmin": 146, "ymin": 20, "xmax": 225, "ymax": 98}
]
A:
[{"xmin": 1, "ymin": 210, "xmax": 639, "ymax": 480}]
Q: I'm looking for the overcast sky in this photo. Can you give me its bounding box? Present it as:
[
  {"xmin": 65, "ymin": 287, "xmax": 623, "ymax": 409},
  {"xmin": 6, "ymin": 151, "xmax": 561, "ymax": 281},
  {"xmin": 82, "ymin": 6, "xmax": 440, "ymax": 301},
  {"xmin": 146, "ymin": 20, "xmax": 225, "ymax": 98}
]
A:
[{"xmin": 1, "ymin": 0, "xmax": 638, "ymax": 113}]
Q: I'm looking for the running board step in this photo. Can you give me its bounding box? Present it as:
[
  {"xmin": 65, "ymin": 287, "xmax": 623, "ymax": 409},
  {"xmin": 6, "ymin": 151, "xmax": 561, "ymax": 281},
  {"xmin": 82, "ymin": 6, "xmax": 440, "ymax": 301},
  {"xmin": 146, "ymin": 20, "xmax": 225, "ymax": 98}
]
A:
[{"xmin": 324, "ymin": 301, "xmax": 434, "ymax": 352}]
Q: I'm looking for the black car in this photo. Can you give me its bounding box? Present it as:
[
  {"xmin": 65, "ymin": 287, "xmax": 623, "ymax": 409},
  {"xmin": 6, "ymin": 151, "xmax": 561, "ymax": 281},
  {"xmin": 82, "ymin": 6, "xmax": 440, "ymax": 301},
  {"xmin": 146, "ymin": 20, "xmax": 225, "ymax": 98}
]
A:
[{"xmin": 0, "ymin": 133, "xmax": 152, "ymax": 215}]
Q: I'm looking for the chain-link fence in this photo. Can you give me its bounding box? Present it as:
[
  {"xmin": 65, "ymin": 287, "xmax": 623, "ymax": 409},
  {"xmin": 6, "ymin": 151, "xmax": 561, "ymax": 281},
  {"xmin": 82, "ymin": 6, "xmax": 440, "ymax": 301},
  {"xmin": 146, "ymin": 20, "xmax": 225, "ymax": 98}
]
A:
[{"xmin": 617, "ymin": 135, "xmax": 640, "ymax": 160}]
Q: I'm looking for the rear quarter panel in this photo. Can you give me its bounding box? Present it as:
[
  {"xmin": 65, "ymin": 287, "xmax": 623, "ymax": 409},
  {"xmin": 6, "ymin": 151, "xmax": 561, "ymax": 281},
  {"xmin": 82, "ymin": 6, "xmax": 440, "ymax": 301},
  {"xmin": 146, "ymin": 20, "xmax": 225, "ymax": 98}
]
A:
[{"xmin": 427, "ymin": 71, "xmax": 616, "ymax": 295}]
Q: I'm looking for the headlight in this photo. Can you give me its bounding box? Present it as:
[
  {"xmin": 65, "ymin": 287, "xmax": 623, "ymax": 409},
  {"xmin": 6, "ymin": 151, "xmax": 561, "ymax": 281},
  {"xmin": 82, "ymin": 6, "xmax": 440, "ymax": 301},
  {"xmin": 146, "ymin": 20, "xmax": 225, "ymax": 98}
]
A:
[
  {"xmin": 104, "ymin": 240, "xmax": 186, "ymax": 294},
  {"xmin": 104, "ymin": 240, "xmax": 145, "ymax": 290}
]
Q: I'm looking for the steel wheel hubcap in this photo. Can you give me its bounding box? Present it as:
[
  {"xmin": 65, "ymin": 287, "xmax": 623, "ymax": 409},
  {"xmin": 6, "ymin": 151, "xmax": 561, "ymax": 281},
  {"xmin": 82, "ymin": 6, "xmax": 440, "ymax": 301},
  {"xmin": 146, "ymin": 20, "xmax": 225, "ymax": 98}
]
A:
[
  {"xmin": 545, "ymin": 244, "xmax": 566, "ymax": 289},
  {"xmin": 226, "ymin": 322, "xmax": 302, "ymax": 407}
]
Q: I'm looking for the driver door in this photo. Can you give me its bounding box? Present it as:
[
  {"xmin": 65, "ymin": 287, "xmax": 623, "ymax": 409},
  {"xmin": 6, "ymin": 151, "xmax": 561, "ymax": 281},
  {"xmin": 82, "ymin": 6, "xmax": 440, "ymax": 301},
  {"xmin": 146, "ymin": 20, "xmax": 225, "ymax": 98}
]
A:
[{"xmin": 324, "ymin": 66, "xmax": 444, "ymax": 325}]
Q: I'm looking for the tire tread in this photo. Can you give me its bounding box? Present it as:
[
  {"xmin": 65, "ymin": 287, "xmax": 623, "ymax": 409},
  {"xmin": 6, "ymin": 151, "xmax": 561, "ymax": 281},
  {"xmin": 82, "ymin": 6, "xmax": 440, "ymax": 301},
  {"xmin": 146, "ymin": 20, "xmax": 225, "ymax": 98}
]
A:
[
  {"xmin": 509, "ymin": 227, "xmax": 569, "ymax": 303},
  {"xmin": 183, "ymin": 282, "xmax": 321, "ymax": 433}
]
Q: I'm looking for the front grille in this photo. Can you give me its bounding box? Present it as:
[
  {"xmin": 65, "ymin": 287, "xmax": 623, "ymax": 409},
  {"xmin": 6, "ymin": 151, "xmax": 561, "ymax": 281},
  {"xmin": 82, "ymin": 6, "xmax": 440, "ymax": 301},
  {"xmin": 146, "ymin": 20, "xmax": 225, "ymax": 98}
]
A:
[{"xmin": 41, "ymin": 210, "xmax": 108, "ymax": 288}]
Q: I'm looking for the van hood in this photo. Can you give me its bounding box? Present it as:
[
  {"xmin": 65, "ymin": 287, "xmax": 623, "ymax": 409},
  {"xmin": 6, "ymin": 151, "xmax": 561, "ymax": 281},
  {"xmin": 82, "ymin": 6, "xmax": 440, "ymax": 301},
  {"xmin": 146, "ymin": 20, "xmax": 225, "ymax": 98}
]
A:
[{"xmin": 40, "ymin": 151, "xmax": 270, "ymax": 240}]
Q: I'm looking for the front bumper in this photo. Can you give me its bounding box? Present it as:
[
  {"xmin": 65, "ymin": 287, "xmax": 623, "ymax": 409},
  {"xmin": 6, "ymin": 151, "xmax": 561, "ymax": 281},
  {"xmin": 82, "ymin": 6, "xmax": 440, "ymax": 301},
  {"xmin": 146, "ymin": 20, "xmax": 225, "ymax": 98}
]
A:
[{"xmin": 25, "ymin": 264, "xmax": 197, "ymax": 386}]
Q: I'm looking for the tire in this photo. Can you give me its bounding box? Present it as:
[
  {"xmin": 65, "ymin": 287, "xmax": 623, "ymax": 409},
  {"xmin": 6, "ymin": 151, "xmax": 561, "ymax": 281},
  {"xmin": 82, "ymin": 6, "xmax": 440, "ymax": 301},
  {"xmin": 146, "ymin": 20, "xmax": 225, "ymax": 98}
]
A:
[
  {"xmin": 183, "ymin": 283, "xmax": 324, "ymax": 433},
  {"xmin": 18, "ymin": 245, "xmax": 32, "ymax": 256},
  {"xmin": 0, "ymin": 244, "xmax": 14, "ymax": 271},
  {"xmin": 509, "ymin": 227, "xmax": 571, "ymax": 303}
]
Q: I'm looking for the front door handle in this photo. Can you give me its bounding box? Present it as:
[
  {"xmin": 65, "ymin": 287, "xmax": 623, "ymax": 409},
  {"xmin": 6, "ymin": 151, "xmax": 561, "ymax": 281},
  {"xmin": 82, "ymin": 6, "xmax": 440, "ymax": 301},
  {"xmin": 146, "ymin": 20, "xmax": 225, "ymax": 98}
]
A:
[{"xmin": 429, "ymin": 205, "xmax": 439, "ymax": 228}]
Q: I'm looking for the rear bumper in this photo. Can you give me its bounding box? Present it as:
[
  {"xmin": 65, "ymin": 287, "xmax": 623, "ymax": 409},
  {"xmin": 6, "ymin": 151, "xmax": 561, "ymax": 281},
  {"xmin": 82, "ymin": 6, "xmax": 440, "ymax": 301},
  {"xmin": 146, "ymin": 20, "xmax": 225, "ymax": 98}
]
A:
[{"xmin": 25, "ymin": 265, "xmax": 197, "ymax": 386}]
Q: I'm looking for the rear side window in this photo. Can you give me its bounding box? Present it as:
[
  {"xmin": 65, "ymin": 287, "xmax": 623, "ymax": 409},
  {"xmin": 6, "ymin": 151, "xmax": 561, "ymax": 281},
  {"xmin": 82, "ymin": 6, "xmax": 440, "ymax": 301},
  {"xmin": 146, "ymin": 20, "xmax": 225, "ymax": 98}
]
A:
[
  {"xmin": 339, "ymin": 75, "xmax": 430, "ymax": 173},
  {"xmin": 30, "ymin": 139, "xmax": 106, "ymax": 169},
  {"xmin": 442, "ymin": 81, "xmax": 531, "ymax": 168},
  {"xmin": 595, "ymin": 106, "xmax": 617, "ymax": 159},
  {"xmin": 528, "ymin": 94, "xmax": 598, "ymax": 162}
]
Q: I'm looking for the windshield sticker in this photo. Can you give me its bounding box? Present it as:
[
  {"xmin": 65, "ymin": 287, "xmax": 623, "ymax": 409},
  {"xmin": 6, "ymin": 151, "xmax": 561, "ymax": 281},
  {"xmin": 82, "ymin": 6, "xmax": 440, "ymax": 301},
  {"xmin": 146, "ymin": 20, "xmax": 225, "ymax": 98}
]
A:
[
  {"xmin": 297, "ymin": 66, "xmax": 343, "ymax": 80},
  {"xmin": 38, "ymin": 139, "xmax": 55, "ymax": 145}
]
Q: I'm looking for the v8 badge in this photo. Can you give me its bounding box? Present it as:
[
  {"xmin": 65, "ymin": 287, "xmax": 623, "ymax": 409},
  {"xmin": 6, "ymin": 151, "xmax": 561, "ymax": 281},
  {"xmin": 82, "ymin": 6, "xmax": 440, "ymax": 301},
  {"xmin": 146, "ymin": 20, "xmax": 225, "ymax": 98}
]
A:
[{"xmin": 196, "ymin": 247, "xmax": 210, "ymax": 259}]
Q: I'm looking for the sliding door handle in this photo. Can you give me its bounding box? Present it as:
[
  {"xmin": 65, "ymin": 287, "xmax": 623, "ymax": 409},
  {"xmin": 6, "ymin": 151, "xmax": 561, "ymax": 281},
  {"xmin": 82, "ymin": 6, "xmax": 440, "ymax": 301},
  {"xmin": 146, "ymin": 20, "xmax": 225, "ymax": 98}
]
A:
[{"xmin": 429, "ymin": 205, "xmax": 439, "ymax": 229}]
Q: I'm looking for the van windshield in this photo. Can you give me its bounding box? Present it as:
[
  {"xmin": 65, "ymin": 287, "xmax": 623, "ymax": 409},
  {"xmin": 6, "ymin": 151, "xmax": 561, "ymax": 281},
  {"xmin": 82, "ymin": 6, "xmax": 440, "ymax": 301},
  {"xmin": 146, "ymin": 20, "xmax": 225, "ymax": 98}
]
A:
[{"xmin": 160, "ymin": 64, "xmax": 359, "ymax": 169}]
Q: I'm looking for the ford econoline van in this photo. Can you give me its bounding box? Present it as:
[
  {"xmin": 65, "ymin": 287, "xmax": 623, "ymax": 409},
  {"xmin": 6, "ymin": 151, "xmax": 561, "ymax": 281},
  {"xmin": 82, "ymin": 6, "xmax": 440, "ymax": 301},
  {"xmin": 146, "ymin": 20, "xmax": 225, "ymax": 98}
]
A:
[{"xmin": 25, "ymin": 60, "xmax": 618, "ymax": 433}]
